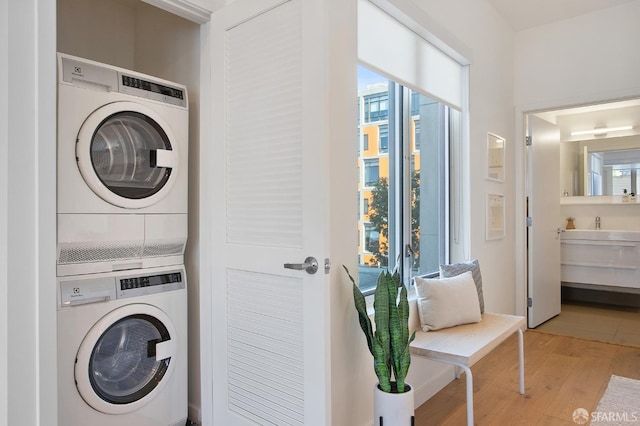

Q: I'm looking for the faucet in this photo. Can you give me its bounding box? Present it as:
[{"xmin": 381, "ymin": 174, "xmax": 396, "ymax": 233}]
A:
[{"xmin": 595, "ymin": 216, "xmax": 601, "ymax": 230}]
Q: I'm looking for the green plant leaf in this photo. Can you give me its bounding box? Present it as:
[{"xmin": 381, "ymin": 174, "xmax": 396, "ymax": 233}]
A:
[
  {"xmin": 372, "ymin": 335, "xmax": 391, "ymax": 392},
  {"xmin": 373, "ymin": 271, "xmax": 392, "ymax": 387},
  {"xmin": 397, "ymin": 282, "xmax": 412, "ymax": 389},
  {"xmin": 385, "ymin": 272, "xmax": 402, "ymax": 383},
  {"xmin": 342, "ymin": 265, "xmax": 414, "ymax": 394},
  {"xmin": 342, "ymin": 265, "xmax": 374, "ymax": 355}
]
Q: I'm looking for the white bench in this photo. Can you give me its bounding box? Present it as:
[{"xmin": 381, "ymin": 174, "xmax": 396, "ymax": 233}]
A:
[{"xmin": 410, "ymin": 312, "xmax": 526, "ymax": 426}]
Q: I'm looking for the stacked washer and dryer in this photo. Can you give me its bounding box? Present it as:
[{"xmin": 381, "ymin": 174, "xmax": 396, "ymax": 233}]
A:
[{"xmin": 56, "ymin": 53, "xmax": 189, "ymax": 426}]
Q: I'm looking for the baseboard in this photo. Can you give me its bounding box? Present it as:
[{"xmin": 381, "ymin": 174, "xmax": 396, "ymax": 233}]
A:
[
  {"xmin": 412, "ymin": 365, "xmax": 455, "ymax": 407},
  {"xmin": 188, "ymin": 403, "xmax": 201, "ymax": 426},
  {"xmin": 562, "ymin": 285, "xmax": 640, "ymax": 308},
  {"xmin": 186, "ymin": 370, "xmax": 454, "ymax": 426}
]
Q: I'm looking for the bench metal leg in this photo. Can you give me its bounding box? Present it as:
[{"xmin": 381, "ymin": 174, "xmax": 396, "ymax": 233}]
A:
[
  {"xmin": 518, "ymin": 328, "xmax": 525, "ymax": 395},
  {"xmin": 454, "ymin": 329, "xmax": 524, "ymax": 426},
  {"xmin": 423, "ymin": 327, "xmax": 525, "ymax": 426},
  {"xmin": 460, "ymin": 365, "xmax": 474, "ymax": 426}
]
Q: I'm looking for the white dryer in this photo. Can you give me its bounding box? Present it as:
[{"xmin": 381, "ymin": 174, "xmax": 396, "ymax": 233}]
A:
[
  {"xmin": 57, "ymin": 53, "xmax": 189, "ymax": 276},
  {"xmin": 57, "ymin": 265, "xmax": 187, "ymax": 426}
]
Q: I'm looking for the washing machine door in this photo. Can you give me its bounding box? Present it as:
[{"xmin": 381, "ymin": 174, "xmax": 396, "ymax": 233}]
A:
[
  {"xmin": 75, "ymin": 304, "xmax": 178, "ymax": 415},
  {"xmin": 76, "ymin": 101, "xmax": 180, "ymax": 209}
]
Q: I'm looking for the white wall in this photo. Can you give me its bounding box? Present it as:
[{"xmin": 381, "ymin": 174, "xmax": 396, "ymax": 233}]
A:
[
  {"xmin": 514, "ymin": 0, "xmax": 640, "ymax": 109},
  {"xmin": 1, "ymin": 0, "xmax": 8, "ymax": 423},
  {"xmin": 410, "ymin": 0, "xmax": 517, "ymax": 314},
  {"xmin": 4, "ymin": 1, "xmax": 58, "ymax": 425},
  {"xmin": 327, "ymin": 0, "xmax": 368, "ymax": 423},
  {"xmin": 332, "ymin": 1, "xmax": 517, "ymax": 424}
]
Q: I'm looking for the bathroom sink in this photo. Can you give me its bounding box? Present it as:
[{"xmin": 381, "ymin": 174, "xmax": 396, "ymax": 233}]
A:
[{"xmin": 562, "ymin": 229, "xmax": 640, "ymax": 242}]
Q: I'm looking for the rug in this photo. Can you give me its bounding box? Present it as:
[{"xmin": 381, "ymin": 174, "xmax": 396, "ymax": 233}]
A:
[{"xmin": 590, "ymin": 375, "xmax": 640, "ymax": 425}]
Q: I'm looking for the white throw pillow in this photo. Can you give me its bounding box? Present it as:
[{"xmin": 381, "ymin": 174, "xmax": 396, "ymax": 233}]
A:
[
  {"xmin": 439, "ymin": 259, "xmax": 485, "ymax": 313},
  {"xmin": 414, "ymin": 271, "xmax": 482, "ymax": 331}
]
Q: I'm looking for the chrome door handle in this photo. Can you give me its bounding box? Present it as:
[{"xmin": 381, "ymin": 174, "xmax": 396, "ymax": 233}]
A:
[
  {"xmin": 556, "ymin": 228, "xmax": 566, "ymax": 234},
  {"xmin": 284, "ymin": 256, "xmax": 318, "ymax": 274}
]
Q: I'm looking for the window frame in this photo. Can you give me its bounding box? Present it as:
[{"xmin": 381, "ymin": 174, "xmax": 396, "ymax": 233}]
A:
[{"xmin": 357, "ymin": 67, "xmax": 459, "ymax": 296}]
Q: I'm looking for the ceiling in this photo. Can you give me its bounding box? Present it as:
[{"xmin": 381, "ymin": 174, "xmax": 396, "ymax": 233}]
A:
[
  {"xmin": 483, "ymin": 0, "xmax": 640, "ymax": 140},
  {"xmin": 486, "ymin": 0, "xmax": 637, "ymax": 31},
  {"xmin": 535, "ymin": 99, "xmax": 640, "ymax": 142}
]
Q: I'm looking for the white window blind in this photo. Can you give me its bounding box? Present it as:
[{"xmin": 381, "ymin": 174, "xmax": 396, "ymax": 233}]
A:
[{"xmin": 358, "ymin": 0, "xmax": 463, "ymax": 110}]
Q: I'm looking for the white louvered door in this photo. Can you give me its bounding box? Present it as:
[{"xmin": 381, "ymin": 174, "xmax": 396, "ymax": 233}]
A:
[{"xmin": 209, "ymin": 0, "xmax": 330, "ymax": 425}]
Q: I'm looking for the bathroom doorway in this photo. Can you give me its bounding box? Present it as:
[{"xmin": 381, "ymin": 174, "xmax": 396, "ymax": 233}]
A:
[{"xmin": 525, "ymin": 97, "xmax": 640, "ymax": 337}]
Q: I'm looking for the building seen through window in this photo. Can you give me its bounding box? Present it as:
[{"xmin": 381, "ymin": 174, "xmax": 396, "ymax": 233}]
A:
[{"xmin": 356, "ymin": 65, "xmax": 455, "ymax": 294}]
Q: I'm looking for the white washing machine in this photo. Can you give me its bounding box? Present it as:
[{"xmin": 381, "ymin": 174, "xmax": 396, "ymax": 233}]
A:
[
  {"xmin": 57, "ymin": 53, "xmax": 189, "ymax": 277},
  {"xmin": 57, "ymin": 265, "xmax": 187, "ymax": 426}
]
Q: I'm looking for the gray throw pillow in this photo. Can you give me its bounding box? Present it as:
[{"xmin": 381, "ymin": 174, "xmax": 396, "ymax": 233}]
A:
[{"xmin": 439, "ymin": 259, "xmax": 484, "ymax": 313}]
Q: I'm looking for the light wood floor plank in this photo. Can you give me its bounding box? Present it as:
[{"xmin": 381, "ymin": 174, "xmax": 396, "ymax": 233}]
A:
[{"xmin": 414, "ymin": 330, "xmax": 640, "ymax": 425}]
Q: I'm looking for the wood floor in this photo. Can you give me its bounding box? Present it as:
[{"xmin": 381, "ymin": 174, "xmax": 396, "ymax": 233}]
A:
[
  {"xmin": 535, "ymin": 302, "xmax": 640, "ymax": 347},
  {"xmin": 414, "ymin": 330, "xmax": 640, "ymax": 425}
]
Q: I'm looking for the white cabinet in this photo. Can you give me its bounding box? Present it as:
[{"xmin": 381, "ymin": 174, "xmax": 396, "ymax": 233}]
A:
[{"xmin": 561, "ymin": 230, "xmax": 640, "ymax": 289}]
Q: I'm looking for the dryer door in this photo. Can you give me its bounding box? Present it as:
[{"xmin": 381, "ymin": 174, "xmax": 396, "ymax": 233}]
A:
[
  {"xmin": 76, "ymin": 101, "xmax": 180, "ymax": 209},
  {"xmin": 75, "ymin": 304, "xmax": 178, "ymax": 415}
]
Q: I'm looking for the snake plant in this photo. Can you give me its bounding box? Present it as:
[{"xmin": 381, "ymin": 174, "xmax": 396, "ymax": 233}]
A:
[{"xmin": 343, "ymin": 265, "xmax": 416, "ymax": 393}]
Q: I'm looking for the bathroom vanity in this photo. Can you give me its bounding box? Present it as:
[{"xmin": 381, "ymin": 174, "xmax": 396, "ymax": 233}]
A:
[{"xmin": 561, "ymin": 230, "xmax": 640, "ymax": 291}]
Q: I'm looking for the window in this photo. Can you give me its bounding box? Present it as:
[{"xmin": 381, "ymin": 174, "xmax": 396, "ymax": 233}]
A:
[
  {"xmin": 379, "ymin": 124, "xmax": 388, "ymax": 154},
  {"xmin": 363, "ymin": 134, "xmax": 369, "ymax": 151},
  {"xmin": 357, "ymin": 0, "xmax": 467, "ymax": 295},
  {"xmin": 364, "ymin": 224, "xmax": 379, "ymax": 253},
  {"xmin": 363, "ymin": 159, "xmax": 379, "ymax": 187},
  {"xmin": 363, "ymin": 92, "xmax": 389, "ymax": 123},
  {"xmin": 356, "ymin": 65, "xmax": 460, "ymax": 294},
  {"xmin": 411, "ymin": 91, "xmax": 420, "ymax": 116}
]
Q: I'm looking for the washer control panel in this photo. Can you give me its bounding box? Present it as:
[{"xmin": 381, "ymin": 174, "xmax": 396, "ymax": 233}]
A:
[
  {"xmin": 117, "ymin": 270, "xmax": 184, "ymax": 299},
  {"xmin": 59, "ymin": 267, "xmax": 186, "ymax": 307}
]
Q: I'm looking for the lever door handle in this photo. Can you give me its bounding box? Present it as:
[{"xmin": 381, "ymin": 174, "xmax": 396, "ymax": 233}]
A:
[
  {"xmin": 556, "ymin": 228, "xmax": 566, "ymax": 234},
  {"xmin": 284, "ymin": 256, "xmax": 318, "ymax": 274}
]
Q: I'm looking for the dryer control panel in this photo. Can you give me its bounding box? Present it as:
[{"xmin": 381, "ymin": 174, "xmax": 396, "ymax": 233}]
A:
[{"xmin": 59, "ymin": 54, "xmax": 188, "ymax": 108}]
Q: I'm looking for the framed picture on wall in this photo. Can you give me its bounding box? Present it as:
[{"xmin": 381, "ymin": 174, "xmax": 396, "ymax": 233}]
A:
[
  {"xmin": 487, "ymin": 133, "xmax": 505, "ymax": 182},
  {"xmin": 486, "ymin": 193, "xmax": 505, "ymax": 240}
]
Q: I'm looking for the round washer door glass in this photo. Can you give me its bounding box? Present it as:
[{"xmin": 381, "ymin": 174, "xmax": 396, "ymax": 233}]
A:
[
  {"xmin": 75, "ymin": 304, "xmax": 178, "ymax": 415},
  {"xmin": 76, "ymin": 101, "xmax": 180, "ymax": 209},
  {"xmin": 92, "ymin": 111, "xmax": 171, "ymax": 200},
  {"xmin": 90, "ymin": 314, "xmax": 170, "ymax": 404}
]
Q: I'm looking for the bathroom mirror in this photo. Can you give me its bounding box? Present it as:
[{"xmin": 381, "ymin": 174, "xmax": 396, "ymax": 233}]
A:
[
  {"xmin": 487, "ymin": 133, "xmax": 505, "ymax": 182},
  {"xmin": 560, "ymin": 136, "xmax": 640, "ymax": 197}
]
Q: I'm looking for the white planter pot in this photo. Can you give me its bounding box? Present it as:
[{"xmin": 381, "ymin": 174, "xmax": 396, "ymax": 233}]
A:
[{"xmin": 373, "ymin": 383, "xmax": 415, "ymax": 426}]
